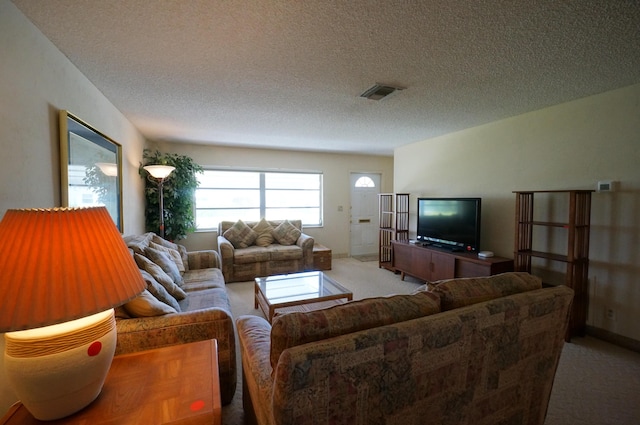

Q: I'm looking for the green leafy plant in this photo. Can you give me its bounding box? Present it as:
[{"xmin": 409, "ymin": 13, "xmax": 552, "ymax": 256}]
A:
[{"xmin": 139, "ymin": 149, "xmax": 203, "ymax": 241}]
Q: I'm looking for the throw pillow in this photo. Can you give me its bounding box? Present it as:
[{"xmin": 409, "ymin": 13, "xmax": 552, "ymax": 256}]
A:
[
  {"xmin": 152, "ymin": 235, "xmax": 189, "ymax": 270},
  {"xmin": 149, "ymin": 241, "xmax": 185, "ymax": 273},
  {"xmin": 114, "ymin": 305, "xmax": 130, "ymax": 319},
  {"xmin": 252, "ymin": 218, "xmax": 274, "ymax": 247},
  {"xmin": 135, "ymin": 253, "xmax": 187, "ymax": 301},
  {"xmin": 269, "ymin": 291, "xmax": 441, "ymax": 371},
  {"xmin": 428, "ymin": 272, "xmax": 543, "ymax": 311},
  {"xmin": 223, "ymin": 219, "xmax": 258, "ymax": 249},
  {"xmin": 139, "ymin": 269, "xmax": 182, "ymax": 311},
  {"xmin": 144, "ymin": 246, "xmax": 184, "ymax": 285},
  {"xmin": 123, "ymin": 289, "xmax": 177, "ymax": 317},
  {"xmin": 271, "ymin": 220, "xmax": 301, "ymax": 246},
  {"xmin": 124, "ymin": 232, "xmax": 155, "ymax": 255}
]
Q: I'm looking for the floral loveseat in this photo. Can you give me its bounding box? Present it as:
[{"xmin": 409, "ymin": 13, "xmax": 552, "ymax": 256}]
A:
[
  {"xmin": 237, "ymin": 272, "xmax": 574, "ymax": 425},
  {"xmin": 217, "ymin": 219, "xmax": 314, "ymax": 282},
  {"xmin": 116, "ymin": 232, "xmax": 236, "ymax": 405}
]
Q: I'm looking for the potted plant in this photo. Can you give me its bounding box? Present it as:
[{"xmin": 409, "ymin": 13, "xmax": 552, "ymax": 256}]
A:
[{"xmin": 139, "ymin": 149, "xmax": 203, "ymax": 241}]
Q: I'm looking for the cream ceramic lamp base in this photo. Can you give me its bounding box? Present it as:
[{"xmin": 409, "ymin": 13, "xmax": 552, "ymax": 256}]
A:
[{"xmin": 4, "ymin": 309, "xmax": 117, "ymax": 421}]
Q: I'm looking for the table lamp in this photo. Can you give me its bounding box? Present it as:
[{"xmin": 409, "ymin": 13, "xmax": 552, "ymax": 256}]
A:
[
  {"xmin": 0, "ymin": 207, "xmax": 146, "ymax": 420},
  {"xmin": 143, "ymin": 165, "xmax": 175, "ymax": 239}
]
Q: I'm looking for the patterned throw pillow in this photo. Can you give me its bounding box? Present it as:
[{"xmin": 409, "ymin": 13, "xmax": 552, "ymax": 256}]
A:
[
  {"xmin": 123, "ymin": 289, "xmax": 177, "ymax": 317},
  {"xmin": 149, "ymin": 240, "xmax": 185, "ymax": 272},
  {"xmin": 223, "ymin": 219, "xmax": 258, "ymax": 248},
  {"xmin": 152, "ymin": 235, "xmax": 189, "ymax": 271},
  {"xmin": 252, "ymin": 218, "xmax": 274, "ymax": 247},
  {"xmin": 139, "ymin": 269, "xmax": 182, "ymax": 311},
  {"xmin": 270, "ymin": 291, "xmax": 441, "ymax": 371},
  {"xmin": 124, "ymin": 232, "xmax": 155, "ymax": 255},
  {"xmin": 135, "ymin": 254, "xmax": 187, "ymax": 301},
  {"xmin": 144, "ymin": 246, "xmax": 184, "ymax": 285},
  {"xmin": 271, "ymin": 220, "xmax": 301, "ymax": 246}
]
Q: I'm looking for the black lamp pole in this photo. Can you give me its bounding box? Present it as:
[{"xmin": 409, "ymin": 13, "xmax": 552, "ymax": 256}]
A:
[{"xmin": 157, "ymin": 177, "xmax": 167, "ymax": 238}]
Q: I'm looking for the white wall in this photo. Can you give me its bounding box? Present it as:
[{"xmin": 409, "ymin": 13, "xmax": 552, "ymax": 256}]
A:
[
  {"xmin": 151, "ymin": 142, "xmax": 394, "ymax": 257},
  {"xmin": 0, "ymin": 0, "xmax": 147, "ymax": 230},
  {"xmin": 394, "ymin": 83, "xmax": 640, "ymax": 342},
  {"xmin": 0, "ymin": 0, "xmax": 148, "ymax": 413}
]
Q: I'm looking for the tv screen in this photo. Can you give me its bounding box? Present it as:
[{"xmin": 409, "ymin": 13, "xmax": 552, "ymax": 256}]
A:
[{"xmin": 416, "ymin": 198, "xmax": 481, "ymax": 252}]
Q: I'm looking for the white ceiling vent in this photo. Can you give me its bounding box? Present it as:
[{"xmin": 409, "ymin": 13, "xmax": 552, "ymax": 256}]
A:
[{"xmin": 360, "ymin": 83, "xmax": 404, "ymax": 100}]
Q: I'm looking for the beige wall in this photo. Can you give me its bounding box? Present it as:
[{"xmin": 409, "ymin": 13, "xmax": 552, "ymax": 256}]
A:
[
  {"xmin": 0, "ymin": 1, "xmax": 148, "ymax": 413},
  {"xmin": 394, "ymin": 83, "xmax": 640, "ymax": 342},
  {"xmin": 0, "ymin": 0, "xmax": 147, "ymax": 231},
  {"xmin": 151, "ymin": 141, "xmax": 394, "ymax": 257}
]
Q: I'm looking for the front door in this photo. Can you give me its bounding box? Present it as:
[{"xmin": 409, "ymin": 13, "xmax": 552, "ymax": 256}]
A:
[{"xmin": 349, "ymin": 173, "xmax": 381, "ymax": 257}]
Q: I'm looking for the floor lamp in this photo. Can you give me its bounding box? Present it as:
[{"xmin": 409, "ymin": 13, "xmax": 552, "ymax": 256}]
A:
[{"xmin": 143, "ymin": 165, "xmax": 176, "ymax": 239}]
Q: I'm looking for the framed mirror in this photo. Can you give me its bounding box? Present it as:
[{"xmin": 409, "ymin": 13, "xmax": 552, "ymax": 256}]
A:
[{"xmin": 60, "ymin": 110, "xmax": 123, "ymax": 231}]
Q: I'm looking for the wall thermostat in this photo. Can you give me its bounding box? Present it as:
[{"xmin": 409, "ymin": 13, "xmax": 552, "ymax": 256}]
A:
[{"xmin": 597, "ymin": 180, "xmax": 615, "ymax": 192}]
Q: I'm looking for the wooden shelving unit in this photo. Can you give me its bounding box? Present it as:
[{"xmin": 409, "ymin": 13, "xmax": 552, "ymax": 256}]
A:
[
  {"xmin": 378, "ymin": 193, "xmax": 409, "ymax": 271},
  {"xmin": 513, "ymin": 190, "xmax": 593, "ymax": 340}
]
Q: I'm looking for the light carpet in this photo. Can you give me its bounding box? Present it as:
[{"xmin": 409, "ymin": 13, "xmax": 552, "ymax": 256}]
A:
[
  {"xmin": 222, "ymin": 257, "xmax": 640, "ymax": 425},
  {"xmin": 351, "ymin": 253, "xmax": 379, "ymax": 263}
]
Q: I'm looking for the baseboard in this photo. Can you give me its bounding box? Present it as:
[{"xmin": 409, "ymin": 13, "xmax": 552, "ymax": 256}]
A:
[{"xmin": 586, "ymin": 325, "xmax": 640, "ymax": 353}]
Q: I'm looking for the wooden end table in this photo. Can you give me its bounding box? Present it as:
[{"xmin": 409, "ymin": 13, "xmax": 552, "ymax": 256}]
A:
[
  {"xmin": 312, "ymin": 244, "xmax": 332, "ymax": 270},
  {"xmin": 1, "ymin": 340, "xmax": 221, "ymax": 425}
]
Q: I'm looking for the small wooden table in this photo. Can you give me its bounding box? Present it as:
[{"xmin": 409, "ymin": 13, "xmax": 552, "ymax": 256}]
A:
[
  {"xmin": 312, "ymin": 243, "xmax": 332, "ymax": 270},
  {"xmin": 1, "ymin": 340, "xmax": 221, "ymax": 425},
  {"xmin": 255, "ymin": 271, "xmax": 353, "ymax": 323}
]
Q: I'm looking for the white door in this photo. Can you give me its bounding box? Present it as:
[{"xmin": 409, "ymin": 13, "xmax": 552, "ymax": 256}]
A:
[{"xmin": 350, "ymin": 173, "xmax": 381, "ymax": 256}]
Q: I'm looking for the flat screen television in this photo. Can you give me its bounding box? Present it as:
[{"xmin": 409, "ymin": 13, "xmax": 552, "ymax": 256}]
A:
[{"xmin": 416, "ymin": 197, "xmax": 481, "ymax": 252}]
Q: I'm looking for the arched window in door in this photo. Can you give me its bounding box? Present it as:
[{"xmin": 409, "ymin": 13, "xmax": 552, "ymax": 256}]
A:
[{"xmin": 354, "ymin": 176, "xmax": 375, "ymax": 188}]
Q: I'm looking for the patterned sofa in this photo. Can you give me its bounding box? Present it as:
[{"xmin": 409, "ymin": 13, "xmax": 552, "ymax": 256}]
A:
[
  {"xmin": 217, "ymin": 219, "xmax": 314, "ymax": 282},
  {"xmin": 115, "ymin": 233, "xmax": 237, "ymax": 405},
  {"xmin": 237, "ymin": 272, "xmax": 574, "ymax": 425}
]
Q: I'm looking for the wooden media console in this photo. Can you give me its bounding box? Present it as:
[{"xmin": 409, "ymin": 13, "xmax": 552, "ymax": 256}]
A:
[{"xmin": 391, "ymin": 240, "xmax": 514, "ymax": 282}]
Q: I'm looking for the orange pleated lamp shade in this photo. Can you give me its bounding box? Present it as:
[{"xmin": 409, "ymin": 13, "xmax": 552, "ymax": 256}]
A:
[{"xmin": 0, "ymin": 207, "xmax": 146, "ymax": 333}]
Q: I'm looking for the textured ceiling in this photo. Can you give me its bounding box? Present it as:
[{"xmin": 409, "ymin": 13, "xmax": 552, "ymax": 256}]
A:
[{"xmin": 12, "ymin": 0, "xmax": 640, "ymax": 155}]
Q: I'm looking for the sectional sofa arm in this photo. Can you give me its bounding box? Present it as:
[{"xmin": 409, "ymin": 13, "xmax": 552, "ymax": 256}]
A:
[
  {"xmin": 297, "ymin": 233, "xmax": 315, "ymax": 269},
  {"xmin": 187, "ymin": 249, "xmax": 222, "ymax": 270},
  {"xmin": 115, "ymin": 307, "xmax": 235, "ymax": 356},
  {"xmin": 296, "ymin": 233, "xmax": 314, "ymax": 249},
  {"xmin": 237, "ymin": 315, "xmax": 272, "ymax": 361},
  {"xmin": 217, "ymin": 235, "xmax": 235, "ymax": 280},
  {"xmin": 237, "ymin": 315, "xmax": 276, "ymax": 425}
]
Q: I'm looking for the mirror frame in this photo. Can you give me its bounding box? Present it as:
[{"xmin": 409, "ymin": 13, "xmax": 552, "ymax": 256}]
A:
[{"xmin": 59, "ymin": 110, "xmax": 123, "ymax": 232}]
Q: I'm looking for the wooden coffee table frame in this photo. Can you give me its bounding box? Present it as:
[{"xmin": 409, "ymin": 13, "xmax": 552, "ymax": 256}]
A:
[{"xmin": 255, "ymin": 271, "xmax": 353, "ymax": 322}]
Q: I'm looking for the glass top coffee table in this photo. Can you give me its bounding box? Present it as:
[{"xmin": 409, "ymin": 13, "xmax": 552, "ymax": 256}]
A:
[{"xmin": 254, "ymin": 271, "xmax": 353, "ymax": 323}]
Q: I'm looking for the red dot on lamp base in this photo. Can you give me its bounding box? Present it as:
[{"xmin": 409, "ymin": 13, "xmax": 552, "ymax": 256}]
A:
[{"xmin": 87, "ymin": 341, "xmax": 102, "ymax": 356}]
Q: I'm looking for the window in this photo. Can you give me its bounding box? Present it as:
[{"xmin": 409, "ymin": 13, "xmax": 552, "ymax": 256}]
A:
[
  {"xmin": 196, "ymin": 170, "xmax": 323, "ymax": 229},
  {"xmin": 354, "ymin": 176, "xmax": 376, "ymax": 188}
]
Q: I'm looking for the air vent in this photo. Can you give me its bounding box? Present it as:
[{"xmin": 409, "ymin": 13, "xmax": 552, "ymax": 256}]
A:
[{"xmin": 360, "ymin": 83, "xmax": 404, "ymax": 101}]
